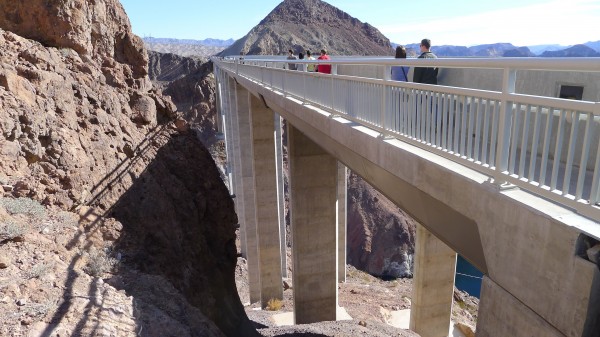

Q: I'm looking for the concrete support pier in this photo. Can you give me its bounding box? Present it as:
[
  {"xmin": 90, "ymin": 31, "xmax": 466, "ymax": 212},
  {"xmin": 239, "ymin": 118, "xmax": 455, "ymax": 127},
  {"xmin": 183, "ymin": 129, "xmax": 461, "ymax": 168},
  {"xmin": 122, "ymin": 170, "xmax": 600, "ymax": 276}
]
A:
[
  {"xmin": 274, "ymin": 114, "xmax": 287, "ymax": 278},
  {"xmin": 235, "ymin": 83, "xmax": 261, "ymax": 303},
  {"xmin": 410, "ymin": 224, "xmax": 457, "ymax": 337},
  {"xmin": 225, "ymin": 78, "xmax": 247, "ymax": 259},
  {"xmin": 249, "ymin": 94, "xmax": 284, "ymax": 307},
  {"xmin": 337, "ymin": 163, "xmax": 347, "ymax": 283},
  {"xmin": 289, "ymin": 124, "xmax": 339, "ymax": 324}
]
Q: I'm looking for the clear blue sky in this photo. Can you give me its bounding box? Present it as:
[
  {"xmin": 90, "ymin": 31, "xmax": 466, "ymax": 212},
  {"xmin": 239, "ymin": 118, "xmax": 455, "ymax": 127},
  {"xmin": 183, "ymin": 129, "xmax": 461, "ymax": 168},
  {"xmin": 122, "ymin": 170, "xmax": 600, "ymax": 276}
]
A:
[{"xmin": 119, "ymin": 0, "xmax": 599, "ymax": 47}]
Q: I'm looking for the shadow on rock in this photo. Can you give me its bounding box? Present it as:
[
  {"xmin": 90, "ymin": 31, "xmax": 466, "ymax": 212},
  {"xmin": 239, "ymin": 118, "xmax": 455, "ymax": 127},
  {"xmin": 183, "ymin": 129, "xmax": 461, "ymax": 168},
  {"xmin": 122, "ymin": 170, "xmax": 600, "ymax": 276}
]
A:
[{"xmin": 107, "ymin": 130, "xmax": 257, "ymax": 336}]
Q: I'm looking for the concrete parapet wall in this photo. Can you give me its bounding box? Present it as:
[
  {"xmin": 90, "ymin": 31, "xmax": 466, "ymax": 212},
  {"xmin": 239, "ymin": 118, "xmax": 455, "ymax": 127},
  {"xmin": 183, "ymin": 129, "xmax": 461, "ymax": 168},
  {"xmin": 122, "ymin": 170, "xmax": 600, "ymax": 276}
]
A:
[{"xmin": 477, "ymin": 276, "xmax": 566, "ymax": 337}]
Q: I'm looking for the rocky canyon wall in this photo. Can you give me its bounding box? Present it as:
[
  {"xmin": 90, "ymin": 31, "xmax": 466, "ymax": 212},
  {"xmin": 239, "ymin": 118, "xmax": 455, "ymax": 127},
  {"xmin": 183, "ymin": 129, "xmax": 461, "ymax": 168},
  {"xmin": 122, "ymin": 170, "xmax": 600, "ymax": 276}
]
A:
[{"xmin": 0, "ymin": 0, "xmax": 255, "ymax": 335}]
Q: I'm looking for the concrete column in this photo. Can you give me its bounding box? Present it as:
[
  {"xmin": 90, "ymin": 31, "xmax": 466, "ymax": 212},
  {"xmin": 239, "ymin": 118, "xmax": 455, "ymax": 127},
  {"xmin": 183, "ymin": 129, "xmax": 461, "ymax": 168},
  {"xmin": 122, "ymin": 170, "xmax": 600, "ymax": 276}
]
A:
[
  {"xmin": 289, "ymin": 124, "xmax": 338, "ymax": 324},
  {"xmin": 224, "ymin": 76, "xmax": 246, "ymax": 258},
  {"xmin": 337, "ymin": 162, "xmax": 347, "ymax": 283},
  {"xmin": 235, "ymin": 82, "xmax": 261, "ymax": 303},
  {"xmin": 274, "ymin": 114, "xmax": 287, "ymax": 278},
  {"xmin": 249, "ymin": 94, "xmax": 284, "ymax": 308},
  {"xmin": 410, "ymin": 224, "xmax": 456, "ymax": 337}
]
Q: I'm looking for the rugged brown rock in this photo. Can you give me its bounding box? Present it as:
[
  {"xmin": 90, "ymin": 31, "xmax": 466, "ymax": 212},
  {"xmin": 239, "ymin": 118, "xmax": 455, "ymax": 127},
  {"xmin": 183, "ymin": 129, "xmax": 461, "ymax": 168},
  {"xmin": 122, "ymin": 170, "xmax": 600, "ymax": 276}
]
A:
[
  {"xmin": 0, "ymin": 27, "xmax": 166, "ymax": 210},
  {"xmin": 220, "ymin": 0, "xmax": 393, "ymax": 56},
  {"xmin": 347, "ymin": 172, "xmax": 416, "ymax": 278},
  {"xmin": 0, "ymin": 0, "xmax": 148, "ymax": 78},
  {"xmin": 148, "ymin": 51, "xmax": 219, "ymax": 146}
]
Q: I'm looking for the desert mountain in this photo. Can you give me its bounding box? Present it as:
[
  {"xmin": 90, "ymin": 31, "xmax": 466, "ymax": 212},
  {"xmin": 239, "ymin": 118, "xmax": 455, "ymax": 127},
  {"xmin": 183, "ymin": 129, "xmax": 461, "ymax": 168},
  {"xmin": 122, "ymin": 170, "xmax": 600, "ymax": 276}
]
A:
[
  {"xmin": 584, "ymin": 40, "xmax": 600, "ymax": 52},
  {"xmin": 541, "ymin": 44, "xmax": 600, "ymax": 57},
  {"xmin": 144, "ymin": 37, "xmax": 229, "ymax": 58},
  {"xmin": 503, "ymin": 46, "xmax": 536, "ymax": 57},
  {"xmin": 147, "ymin": 51, "xmax": 222, "ymax": 151},
  {"xmin": 407, "ymin": 42, "xmax": 520, "ymax": 57},
  {"xmin": 0, "ymin": 0, "xmax": 255, "ymax": 335},
  {"xmin": 220, "ymin": 0, "xmax": 393, "ymax": 56},
  {"xmin": 145, "ymin": 37, "xmax": 235, "ymax": 47}
]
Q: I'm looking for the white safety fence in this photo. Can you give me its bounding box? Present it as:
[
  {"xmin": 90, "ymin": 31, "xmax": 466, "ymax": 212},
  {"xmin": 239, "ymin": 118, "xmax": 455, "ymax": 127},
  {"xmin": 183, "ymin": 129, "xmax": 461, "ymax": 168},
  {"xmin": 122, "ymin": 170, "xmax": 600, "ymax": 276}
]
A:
[{"xmin": 213, "ymin": 56, "xmax": 600, "ymax": 220}]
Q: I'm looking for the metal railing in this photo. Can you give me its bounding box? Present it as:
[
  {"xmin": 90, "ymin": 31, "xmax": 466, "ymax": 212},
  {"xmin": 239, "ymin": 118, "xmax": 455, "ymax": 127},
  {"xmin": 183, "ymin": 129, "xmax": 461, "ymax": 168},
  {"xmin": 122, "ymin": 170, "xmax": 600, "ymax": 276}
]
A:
[{"xmin": 213, "ymin": 56, "xmax": 600, "ymax": 220}]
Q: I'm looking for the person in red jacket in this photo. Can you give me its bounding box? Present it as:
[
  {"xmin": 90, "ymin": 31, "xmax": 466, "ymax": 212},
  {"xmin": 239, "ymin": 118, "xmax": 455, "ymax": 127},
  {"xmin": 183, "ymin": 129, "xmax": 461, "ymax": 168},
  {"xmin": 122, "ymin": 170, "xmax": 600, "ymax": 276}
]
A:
[{"xmin": 317, "ymin": 49, "xmax": 331, "ymax": 74}]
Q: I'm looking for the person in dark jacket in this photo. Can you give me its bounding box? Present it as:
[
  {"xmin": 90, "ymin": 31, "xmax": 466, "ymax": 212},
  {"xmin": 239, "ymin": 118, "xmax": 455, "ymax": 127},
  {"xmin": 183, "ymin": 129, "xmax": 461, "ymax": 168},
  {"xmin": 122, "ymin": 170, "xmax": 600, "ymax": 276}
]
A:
[{"xmin": 413, "ymin": 39, "xmax": 438, "ymax": 84}]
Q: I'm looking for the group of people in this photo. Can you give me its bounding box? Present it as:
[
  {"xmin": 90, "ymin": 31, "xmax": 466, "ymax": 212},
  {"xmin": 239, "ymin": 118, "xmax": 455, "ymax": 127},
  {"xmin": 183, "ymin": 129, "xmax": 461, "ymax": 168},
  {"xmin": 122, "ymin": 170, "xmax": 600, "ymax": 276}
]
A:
[
  {"xmin": 286, "ymin": 49, "xmax": 331, "ymax": 74},
  {"xmin": 393, "ymin": 38, "xmax": 438, "ymax": 84},
  {"xmin": 283, "ymin": 39, "xmax": 438, "ymax": 83}
]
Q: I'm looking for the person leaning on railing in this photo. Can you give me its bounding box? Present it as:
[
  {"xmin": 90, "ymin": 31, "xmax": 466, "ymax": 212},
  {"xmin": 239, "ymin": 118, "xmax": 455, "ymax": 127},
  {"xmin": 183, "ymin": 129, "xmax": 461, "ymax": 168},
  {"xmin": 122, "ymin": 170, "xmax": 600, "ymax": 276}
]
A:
[
  {"xmin": 287, "ymin": 49, "xmax": 298, "ymax": 70},
  {"xmin": 391, "ymin": 45, "xmax": 409, "ymax": 82},
  {"xmin": 306, "ymin": 50, "xmax": 316, "ymax": 72},
  {"xmin": 317, "ymin": 49, "xmax": 331, "ymax": 74},
  {"xmin": 413, "ymin": 39, "xmax": 438, "ymax": 84},
  {"xmin": 297, "ymin": 52, "xmax": 306, "ymax": 71}
]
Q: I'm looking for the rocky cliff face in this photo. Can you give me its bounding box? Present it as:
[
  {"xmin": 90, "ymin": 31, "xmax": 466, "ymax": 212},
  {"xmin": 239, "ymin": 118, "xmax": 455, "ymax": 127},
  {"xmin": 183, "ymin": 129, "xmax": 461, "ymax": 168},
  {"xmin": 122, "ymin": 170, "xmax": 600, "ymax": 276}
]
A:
[
  {"xmin": 0, "ymin": 0, "xmax": 147, "ymax": 79},
  {"xmin": 220, "ymin": 0, "xmax": 393, "ymax": 56},
  {"xmin": 0, "ymin": 27, "xmax": 176, "ymax": 209},
  {"xmin": 347, "ymin": 173, "xmax": 416, "ymax": 278},
  {"xmin": 0, "ymin": 0, "xmax": 175, "ymax": 209},
  {"xmin": 0, "ymin": 0, "xmax": 254, "ymax": 335},
  {"xmin": 148, "ymin": 52, "xmax": 219, "ymax": 146}
]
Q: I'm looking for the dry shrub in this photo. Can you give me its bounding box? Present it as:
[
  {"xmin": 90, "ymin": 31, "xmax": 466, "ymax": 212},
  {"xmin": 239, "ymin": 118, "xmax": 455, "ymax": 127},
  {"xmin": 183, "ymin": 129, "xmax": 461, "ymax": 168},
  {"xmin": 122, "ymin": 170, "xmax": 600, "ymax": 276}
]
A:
[
  {"xmin": 266, "ymin": 298, "xmax": 283, "ymax": 311},
  {"xmin": 27, "ymin": 261, "xmax": 54, "ymax": 279},
  {"xmin": 0, "ymin": 221, "xmax": 28, "ymax": 241},
  {"xmin": 84, "ymin": 248, "xmax": 118, "ymax": 277},
  {"xmin": 0, "ymin": 197, "xmax": 46, "ymax": 220}
]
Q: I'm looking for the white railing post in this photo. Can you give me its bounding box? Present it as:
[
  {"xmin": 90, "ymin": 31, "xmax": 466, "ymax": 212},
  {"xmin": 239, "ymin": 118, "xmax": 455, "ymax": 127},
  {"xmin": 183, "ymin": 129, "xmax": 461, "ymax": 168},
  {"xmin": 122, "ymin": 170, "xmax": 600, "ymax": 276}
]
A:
[
  {"xmin": 303, "ymin": 71, "xmax": 307, "ymax": 103},
  {"xmin": 494, "ymin": 67, "xmax": 517, "ymax": 186},
  {"xmin": 283, "ymin": 67, "xmax": 287, "ymax": 97},
  {"xmin": 382, "ymin": 65, "xmax": 391, "ymax": 133}
]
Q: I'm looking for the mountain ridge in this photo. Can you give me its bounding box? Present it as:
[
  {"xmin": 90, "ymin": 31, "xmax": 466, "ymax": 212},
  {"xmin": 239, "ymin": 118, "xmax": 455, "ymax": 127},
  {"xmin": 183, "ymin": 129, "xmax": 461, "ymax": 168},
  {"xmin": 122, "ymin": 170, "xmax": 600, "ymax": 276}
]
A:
[
  {"xmin": 219, "ymin": 0, "xmax": 392, "ymax": 56},
  {"xmin": 146, "ymin": 35, "xmax": 600, "ymax": 58},
  {"xmin": 144, "ymin": 37, "xmax": 235, "ymax": 47}
]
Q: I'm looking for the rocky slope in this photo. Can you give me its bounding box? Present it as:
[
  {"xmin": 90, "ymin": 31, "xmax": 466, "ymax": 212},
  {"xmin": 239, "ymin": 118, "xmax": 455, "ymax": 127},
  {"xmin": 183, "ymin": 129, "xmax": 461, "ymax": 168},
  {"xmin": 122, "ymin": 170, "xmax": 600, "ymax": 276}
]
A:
[
  {"xmin": 0, "ymin": 0, "xmax": 255, "ymax": 335},
  {"xmin": 147, "ymin": 51, "xmax": 219, "ymax": 146},
  {"xmin": 220, "ymin": 0, "xmax": 393, "ymax": 56},
  {"xmin": 347, "ymin": 173, "xmax": 416, "ymax": 278}
]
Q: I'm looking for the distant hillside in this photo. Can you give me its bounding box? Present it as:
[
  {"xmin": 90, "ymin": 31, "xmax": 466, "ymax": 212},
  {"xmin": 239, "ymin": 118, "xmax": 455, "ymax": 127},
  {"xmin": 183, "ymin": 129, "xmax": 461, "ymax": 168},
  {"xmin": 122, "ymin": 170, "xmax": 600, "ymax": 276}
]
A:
[
  {"xmin": 144, "ymin": 37, "xmax": 234, "ymax": 47},
  {"xmin": 527, "ymin": 44, "xmax": 568, "ymax": 55},
  {"xmin": 541, "ymin": 44, "xmax": 600, "ymax": 57},
  {"xmin": 584, "ymin": 40, "xmax": 600, "ymax": 52},
  {"xmin": 399, "ymin": 41, "xmax": 599, "ymax": 57},
  {"xmin": 220, "ymin": 0, "xmax": 392, "ymax": 56},
  {"xmin": 405, "ymin": 42, "xmax": 517, "ymax": 57},
  {"xmin": 143, "ymin": 37, "xmax": 233, "ymax": 58},
  {"xmin": 503, "ymin": 47, "xmax": 535, "ymax": 57}
]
